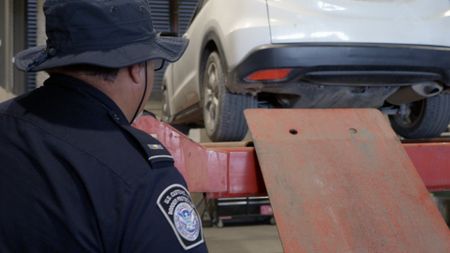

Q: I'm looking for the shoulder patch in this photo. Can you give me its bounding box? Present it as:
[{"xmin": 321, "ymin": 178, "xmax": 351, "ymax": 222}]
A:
[{"xmin": 157, "ymin": 184, "xmax": 204, "ymax": 250}]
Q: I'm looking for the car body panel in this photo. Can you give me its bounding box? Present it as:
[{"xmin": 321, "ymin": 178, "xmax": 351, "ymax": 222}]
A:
[
  {"xmin": 268, "ymin": 0, "xmax": 450, "ymax": 46},
  {"xmin": 233, "ymin": 43, "xmax": 450, "ymax": 84},
  {"xmin": 166, "ymin": 0, "xmax": 271, "ymax": 117}
]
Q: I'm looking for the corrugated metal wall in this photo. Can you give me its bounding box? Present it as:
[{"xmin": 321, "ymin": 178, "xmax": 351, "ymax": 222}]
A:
[
  {"xmin": 26, "ymin": 0, "xmax": 37, "ymax": 92},
  {"xmin": 178, "ymin": 0, "xmax": 198, "ymax": 34}
]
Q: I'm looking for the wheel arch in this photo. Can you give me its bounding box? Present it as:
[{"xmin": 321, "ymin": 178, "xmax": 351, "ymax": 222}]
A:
[{"xmin": 199, "ymin": 31, "xmax": 230, "ymax": 92}]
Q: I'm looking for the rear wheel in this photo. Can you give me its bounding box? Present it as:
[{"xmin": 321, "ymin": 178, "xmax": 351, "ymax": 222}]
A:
[
  {"xmin": 389, "ymin": 94, "xmax": 450, "ymax": 139},
  {"xmin": 202, "ymin": 51, "xmax": 257, "ymax": 141}
]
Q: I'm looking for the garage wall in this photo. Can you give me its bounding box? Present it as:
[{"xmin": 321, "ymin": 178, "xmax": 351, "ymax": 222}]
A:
[
  {"xmin": 0, "ymin": 0, "xmax": 30, "ymax": 100},
  {"xmin": 25, "ymin": 0, "xmax": 38, "ymax": 92},
  {"xmin": 178, "ymin": 0, "xmax": 199, "ymax": 33},
  {"xmin": 0, "ymin": 0, "xmax": 13, "ymax": 93},
  {"xmin": 6, "ymin": 0, "xmax": 199, "ymax": 105}
]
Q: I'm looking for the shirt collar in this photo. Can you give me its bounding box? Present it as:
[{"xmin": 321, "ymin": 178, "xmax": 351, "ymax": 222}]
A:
[{"xmin": 44, "ymin": 74, "xmax": 130, "ymax": 124}]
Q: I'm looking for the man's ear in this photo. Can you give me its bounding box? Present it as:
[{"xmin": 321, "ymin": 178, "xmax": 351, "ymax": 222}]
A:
[{"xmin": 128, "ymin": 63, "xmax": 143, "ymax": 84}]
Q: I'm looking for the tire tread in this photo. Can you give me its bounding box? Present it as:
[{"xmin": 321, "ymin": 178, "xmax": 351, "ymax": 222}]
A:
[{"xmin": 390, "ymin": 94, "xmax": 450, "ymax": 139}]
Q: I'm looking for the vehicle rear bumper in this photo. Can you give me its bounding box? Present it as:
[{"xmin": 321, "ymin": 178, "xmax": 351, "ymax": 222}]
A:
[{"xmin": 231, "ymin": 43, "xmax": 450, "ymax": 90}]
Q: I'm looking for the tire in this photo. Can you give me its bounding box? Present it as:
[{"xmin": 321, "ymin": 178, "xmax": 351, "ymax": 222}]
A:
[
  {"xmin": 202, "ymin": 51, "xmax": 257, "ymax": 141},
  {"xmin": 389, "ymin": 94, "xmax": 450, "ymax": 139}
]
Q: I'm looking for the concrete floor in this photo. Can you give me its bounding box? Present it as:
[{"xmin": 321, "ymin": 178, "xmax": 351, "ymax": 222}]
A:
[{"xmin": 204, "ymin": 225, "xmax": 283, "ymax": 253}]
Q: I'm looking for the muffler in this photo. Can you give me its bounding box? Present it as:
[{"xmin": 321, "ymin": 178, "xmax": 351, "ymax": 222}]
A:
[{"xmin": 387, "ymin": 82, "xmax": 443, "ymax": 105}]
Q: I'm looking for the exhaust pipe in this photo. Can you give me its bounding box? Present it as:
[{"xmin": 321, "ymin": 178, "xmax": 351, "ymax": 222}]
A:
[{"xmin": 387, "ymin": 82, "xmax": 443, "ymax": 105}]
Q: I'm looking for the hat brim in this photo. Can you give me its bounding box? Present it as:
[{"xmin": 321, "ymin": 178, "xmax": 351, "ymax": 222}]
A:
[{"xmin": 14, "ymin": 36, "xmax": 188, "ymax": 72}]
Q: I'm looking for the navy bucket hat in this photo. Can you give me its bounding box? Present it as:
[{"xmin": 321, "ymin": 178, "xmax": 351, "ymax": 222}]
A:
[{"xmin": 14, "ymin": 0, "xmax": 188, "ymax": 72}]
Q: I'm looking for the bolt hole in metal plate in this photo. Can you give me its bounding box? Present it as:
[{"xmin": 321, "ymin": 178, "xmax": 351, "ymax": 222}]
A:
[
  {"xmin": 349, "ymin": 128, "xmax": 358, "ymax": 134},
  {"xmin": 244, "ymin": 108, "xmax": 450, "ymax": 253},
  {"xmin": 289, "ymin": 129, "xmax": 298, "ymax": 135}
]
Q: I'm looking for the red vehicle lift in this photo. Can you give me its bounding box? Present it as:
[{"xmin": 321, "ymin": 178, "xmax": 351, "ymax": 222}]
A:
[{"xmin": 135, "ymin": 108, "xmax": 450, "ymax": 253}]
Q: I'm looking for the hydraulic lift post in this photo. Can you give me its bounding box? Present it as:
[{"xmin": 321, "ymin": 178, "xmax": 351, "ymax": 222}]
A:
[{"xmin": 134, "ymin": 108, "xmax": 450, "ymax": 253}]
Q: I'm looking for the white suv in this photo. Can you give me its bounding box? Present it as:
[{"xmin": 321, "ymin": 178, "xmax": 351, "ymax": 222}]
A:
[{"xmin": 162, "ymin": 0, "xmax": 450, "ymax": 141}]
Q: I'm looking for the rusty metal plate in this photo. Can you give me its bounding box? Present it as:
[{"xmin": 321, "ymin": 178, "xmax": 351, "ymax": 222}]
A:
[{"xmin": 245, "ymin": 108, "xmax": 450, "ymax": 253}]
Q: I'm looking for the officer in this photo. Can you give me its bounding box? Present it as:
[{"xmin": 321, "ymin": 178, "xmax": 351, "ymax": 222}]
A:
[{"xmin": 0, "ymin": 0, "xmax": 208, "ymax": 252}]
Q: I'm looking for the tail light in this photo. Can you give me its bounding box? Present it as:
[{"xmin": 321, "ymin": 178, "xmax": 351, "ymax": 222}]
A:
[{"xmin": 245, "ymin": 68, "xmax": 293, "ymax": 82}]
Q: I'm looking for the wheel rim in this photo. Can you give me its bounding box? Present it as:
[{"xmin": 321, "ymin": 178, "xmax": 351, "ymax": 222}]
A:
[
  {"xmin": 395, "ymin": 100, "xmax": 425, "ymax": 128},
  {"xmin": 204, "ymin": 60, "xmax": 220, "ymax": 134}
]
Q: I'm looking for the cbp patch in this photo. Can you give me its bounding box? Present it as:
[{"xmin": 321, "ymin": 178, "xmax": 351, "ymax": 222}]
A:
[{"xmin": 157, "ymin": 184, "xmax": 204, "ymax": 250}]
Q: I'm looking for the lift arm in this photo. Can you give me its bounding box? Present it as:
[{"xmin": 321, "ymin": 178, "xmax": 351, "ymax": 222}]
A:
[{"xmin": 134, "ymin": 112, "xmax": 450, "ymax": 195}]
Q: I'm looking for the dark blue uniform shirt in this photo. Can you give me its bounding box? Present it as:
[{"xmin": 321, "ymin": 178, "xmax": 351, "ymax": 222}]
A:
[{"xmin": 0, "ymin": 74, "xmax": 208, "ymax": 253}]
